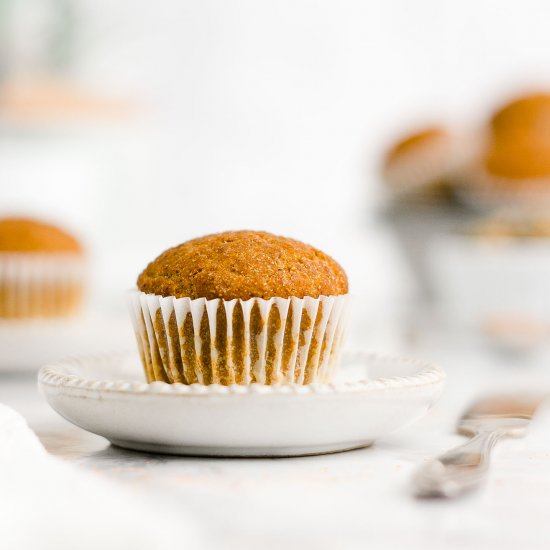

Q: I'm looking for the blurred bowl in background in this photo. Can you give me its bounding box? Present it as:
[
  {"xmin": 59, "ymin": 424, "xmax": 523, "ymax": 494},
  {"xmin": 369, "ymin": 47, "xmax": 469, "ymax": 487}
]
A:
[
  {"xmin": 380, "ymin": 124, "xmax": 480, "ymax": 300},
  {"xmin": 428, "ymin": 218, "xmax": 550, "ymax": 352},
  {"xmin": 380, "ymin": 91, "xmax": 550, "ymax": 305},
  {"xmin": 381, "ymin": 200, "xmax": 476, "ymax": 300}
]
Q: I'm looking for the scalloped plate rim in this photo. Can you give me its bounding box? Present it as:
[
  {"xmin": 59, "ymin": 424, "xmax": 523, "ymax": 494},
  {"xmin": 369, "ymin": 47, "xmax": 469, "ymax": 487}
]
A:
[
  {"xmin": 38, "ymin": 350, "xmax": 445, "ymax": 396},
  {"xmin": 38, "ymin": 350, "xmax": 446, "ymax": 457}
]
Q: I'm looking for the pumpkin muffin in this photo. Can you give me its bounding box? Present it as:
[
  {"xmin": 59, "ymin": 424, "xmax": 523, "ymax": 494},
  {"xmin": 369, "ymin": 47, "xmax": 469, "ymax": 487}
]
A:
[
  {"xmin": 462, "ymin": 94, "xmax": 550, "ymax": 211},
  {"xmin": 484, "ymin": 141, "xmax": 550, "ymax": 181},
  {"xmin": 490, "ymin": 93, "xmax": 550, "ymax": 146},
  {"xmin": 486, "ymin": 92, "xmax": 550, "ymax": 183},
  {"xmin": 0, "ymin": 217, "xmax": 85, "ymax": 318},
  {"xmin": 382, "ymin": 126, "xmax": 458, "ymax": 202},
  {"xmin": 130, "ymin": 231, "xmax": 349, "ymax": 386}
]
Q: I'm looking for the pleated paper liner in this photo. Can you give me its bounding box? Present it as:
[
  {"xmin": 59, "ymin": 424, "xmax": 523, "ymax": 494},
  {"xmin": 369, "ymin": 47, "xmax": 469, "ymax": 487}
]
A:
[
  {"xmin": 129, "ymin": 291, "xmax": 349, "ymax": 386},
  {"xmin": 454, "ymin": 165, "xmax": 550, "ymax": 214},
  {"xmin": 0, "ymin": 253, "xmax": 86, "ymax": 319}
]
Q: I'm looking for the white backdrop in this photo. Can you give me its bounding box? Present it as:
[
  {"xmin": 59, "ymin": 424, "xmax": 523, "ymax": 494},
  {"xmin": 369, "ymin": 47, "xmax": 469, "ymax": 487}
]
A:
[{"xmin": 2, "ymin": 0, "xmax": 550, "ymax": 313}]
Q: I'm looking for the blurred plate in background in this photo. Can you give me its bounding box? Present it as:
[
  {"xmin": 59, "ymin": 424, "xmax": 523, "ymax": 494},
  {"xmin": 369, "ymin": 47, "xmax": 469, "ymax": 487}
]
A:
[{"xmin": 0, "ymin": 314, "xmax": 133, "ymax": 372}]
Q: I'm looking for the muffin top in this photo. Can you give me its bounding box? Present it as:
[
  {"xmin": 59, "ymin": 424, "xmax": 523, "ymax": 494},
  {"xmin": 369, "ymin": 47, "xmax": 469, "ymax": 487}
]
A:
[
  {"xmin": 0, "ymin": 217, "xmax": 82, "ymax": 253},
  {"xmin": 137, "ymin": 231, "xmax": 348, "ymax": 300},
  {"xmin": 490, "ymin": 93, "xmax": 550, "ymax": 151},
  {"xmin": 490, "ymin": 92, "xmax": 550, "ymax": 138},
  {"xmin": 484, "ymin": 93, "xmax": 550, "ymax": 181},
  {"xmin": 385, "ymin": 126, "xmax": 449, "ymax": 165}
]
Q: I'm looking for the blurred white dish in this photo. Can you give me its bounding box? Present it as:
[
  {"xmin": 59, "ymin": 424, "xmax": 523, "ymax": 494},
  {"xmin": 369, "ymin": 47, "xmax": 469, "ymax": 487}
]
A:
[
  {"xmin": 0, "ymin": 315, "xmax": 133, "ymax": 372},
  {"xmin": 428, "ymin": 235, "xmax": 550, "ymax": 351},
  {"xmin": 0, "ymin": 319, "xmax": 86, "ymax": 372},
  {"xmin": 38, "ymin": 351, "xmax": 444, "ymax": 457}
]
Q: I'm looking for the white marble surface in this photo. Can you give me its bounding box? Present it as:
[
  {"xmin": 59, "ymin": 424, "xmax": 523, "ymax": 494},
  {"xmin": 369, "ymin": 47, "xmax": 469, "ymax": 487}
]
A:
[{"xmin": 2, "ymin": 321, "xmax": 550, "ymax": 550}]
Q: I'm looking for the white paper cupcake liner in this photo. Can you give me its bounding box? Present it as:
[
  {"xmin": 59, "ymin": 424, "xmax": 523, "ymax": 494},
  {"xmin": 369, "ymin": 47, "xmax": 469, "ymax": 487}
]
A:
[
  {"xmin": 128, "ymin": 290, "xmax": 349, "ymax": 386},
  {"xmin": 0, "ymin": 253, "xmax": 86, "ymax": 318},
  {"xmin": 455, "ymin": 165, "xmax": 550, "ymax": 214}
]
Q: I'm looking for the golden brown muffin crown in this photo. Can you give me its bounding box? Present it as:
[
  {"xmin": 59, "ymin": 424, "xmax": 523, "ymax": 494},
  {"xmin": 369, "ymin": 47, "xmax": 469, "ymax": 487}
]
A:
[
  {"xmin": 0, "ymin": 217, "xmax": 82, "ymax": 253},
  {"xmin": 490, "ymin": 93, "xmax": 550, "ymax": 144},
  {"xmin": 484, "ymin": 93, "xmax": 550, "ymax": 181},
  {"xmin": 385, "ymin": 126, "xmax": 449, "ymax": 165},
  {"xmin": 137, "ymin": 230, "xmax": 348, "ymax": 300}
]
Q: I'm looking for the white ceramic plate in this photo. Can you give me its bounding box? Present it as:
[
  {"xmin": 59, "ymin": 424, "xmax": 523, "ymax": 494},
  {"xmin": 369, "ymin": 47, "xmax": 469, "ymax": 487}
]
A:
[{"xmin": 38, "ymin": 351, "xmax": 445, "ymax": 457}]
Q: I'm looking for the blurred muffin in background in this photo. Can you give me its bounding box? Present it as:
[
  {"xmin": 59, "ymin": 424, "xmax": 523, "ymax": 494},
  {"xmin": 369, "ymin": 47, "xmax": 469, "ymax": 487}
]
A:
[
  {"xmin": 382, "ymin": 126, "xmax": 459, "ymax": 203},
  {"xmin": 0, "ymin": 217, "xmax": 85, "ymax": 319},
  {"xmin": 381, "ymin": 125, "xmax": 475, "ymax": 299},
  {"xmin": 490, "ymin": 93, "xmax": 550, "ymax": 146},
  {"xmin": 460, "ymin": 92, "xmax": 550, "ymax": 211}
]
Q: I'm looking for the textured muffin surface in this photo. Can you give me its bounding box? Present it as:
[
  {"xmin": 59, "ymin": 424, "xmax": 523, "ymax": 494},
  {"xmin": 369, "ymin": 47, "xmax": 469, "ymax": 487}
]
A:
[
  {"xmin": 137, "ymin": 231, "xmax": 348, "ymax": 300},
  {"xmin": 0, "ymin": 217, "xmax": 82, "ymax": 253}
]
